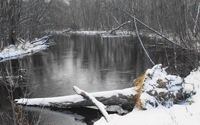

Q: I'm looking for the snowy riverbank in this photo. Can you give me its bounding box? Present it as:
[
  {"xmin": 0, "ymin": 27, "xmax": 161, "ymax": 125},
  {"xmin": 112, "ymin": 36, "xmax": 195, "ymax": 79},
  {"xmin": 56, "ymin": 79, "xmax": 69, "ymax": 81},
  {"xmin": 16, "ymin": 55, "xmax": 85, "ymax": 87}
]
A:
[
  {"xmin": 54, "ymin": 29, "xmax": 200, "ymax": 51},
  {"xmin": 53, "ymin": 29, "xmax": 162, "ymax": 38},
  {"xmin": 0, "ymin": 36, "xmax": 52, "ymax": 62},
  {"xmin": 94, "ymin": 66, "xmax": 200, "ymax": 125}
]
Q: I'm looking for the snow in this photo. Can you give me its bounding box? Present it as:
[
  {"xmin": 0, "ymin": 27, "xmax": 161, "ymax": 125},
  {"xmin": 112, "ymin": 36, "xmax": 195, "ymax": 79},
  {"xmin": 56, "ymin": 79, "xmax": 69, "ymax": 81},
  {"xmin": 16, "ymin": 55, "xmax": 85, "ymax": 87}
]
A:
[
  {"xmin": 15, "ymin": 95, "xmax": 85, "ymax": 106},
  {"xmin": 94, "ymin": 66, "xmax": 200, "ymax": 125},
  {"xmin": 139, "ymin": 64, "xmax": 184, "ymax": 109},
  {"xmin": 0, "ymin": 36, "xmax": 51, "ymax": 62},
  {"xmin": 15, "ymin": 87, "xmax": 137, "ymax": 106}
]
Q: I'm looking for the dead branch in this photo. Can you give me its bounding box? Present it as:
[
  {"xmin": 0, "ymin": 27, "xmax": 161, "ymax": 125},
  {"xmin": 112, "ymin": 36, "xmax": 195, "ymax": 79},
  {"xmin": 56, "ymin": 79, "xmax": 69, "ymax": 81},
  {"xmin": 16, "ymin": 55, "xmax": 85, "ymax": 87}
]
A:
[
  {"xmin": 134, "ymin": 18, "xmax": 155, "ymax": 66},
  {"xmin": 73, "ymin": 86, "xmax": 111, "ymax": 122},
  {"xmin": 109, "ymin": 21, "xmax": 131, "ymax": 34},
  {"xmin": 61, "ymin": 28, "xmax": 71, "ymax": 33},
  {"xmin": 193, "ymin": 2, "xmax": 200, "ymax": 36}
]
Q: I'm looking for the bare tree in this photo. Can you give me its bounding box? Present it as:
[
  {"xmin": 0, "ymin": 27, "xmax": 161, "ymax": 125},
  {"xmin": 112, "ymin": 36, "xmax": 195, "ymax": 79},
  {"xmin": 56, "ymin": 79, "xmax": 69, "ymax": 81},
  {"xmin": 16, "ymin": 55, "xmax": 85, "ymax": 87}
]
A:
[{"xmin": 0, "ymin": 0, "xmax": 54, "ymax": 50}]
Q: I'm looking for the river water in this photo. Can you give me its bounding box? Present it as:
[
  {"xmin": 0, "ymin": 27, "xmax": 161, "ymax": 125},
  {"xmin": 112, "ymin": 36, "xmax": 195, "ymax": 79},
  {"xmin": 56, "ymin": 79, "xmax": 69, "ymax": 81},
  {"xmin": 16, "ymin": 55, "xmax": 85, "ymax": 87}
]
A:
[{"xmin": 0, "ymin": 34, "xmax": 195, "ymax": 125}]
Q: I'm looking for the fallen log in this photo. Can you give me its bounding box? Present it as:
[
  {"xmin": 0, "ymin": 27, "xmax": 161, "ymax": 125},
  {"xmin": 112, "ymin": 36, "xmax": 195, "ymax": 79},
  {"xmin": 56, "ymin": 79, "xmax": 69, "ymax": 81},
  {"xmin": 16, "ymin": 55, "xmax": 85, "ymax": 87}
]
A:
[
  {"xmin": 73, "ymin": 86, "xmax": 111, "ymax": 122},
  {"xmin": 14, "ymin": 87, "xmax": 138, "ymax": 109},
  {"xmin": 61, "ymin": 28, "xmax": 70, "ymax": 33},
  {"xmin": 109, "ymin": 21, "xmax": 131, "ymax": 34}
]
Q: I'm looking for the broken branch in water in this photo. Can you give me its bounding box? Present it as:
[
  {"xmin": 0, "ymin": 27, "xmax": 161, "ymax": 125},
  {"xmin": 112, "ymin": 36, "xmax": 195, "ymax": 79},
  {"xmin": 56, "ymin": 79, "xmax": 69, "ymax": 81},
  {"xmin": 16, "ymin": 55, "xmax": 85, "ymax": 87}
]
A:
[{"xmin": 73, "ymin": 86, "xmax": 111, "ymax": 122}]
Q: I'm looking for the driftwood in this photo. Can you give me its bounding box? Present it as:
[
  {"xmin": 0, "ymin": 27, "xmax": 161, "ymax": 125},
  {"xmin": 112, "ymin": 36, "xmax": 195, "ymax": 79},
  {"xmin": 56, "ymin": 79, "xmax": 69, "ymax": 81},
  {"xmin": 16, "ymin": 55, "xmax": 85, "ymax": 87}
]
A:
[
  {"xmin": 15, "ymin": 87, "xmax": 138, "ymax": 110},
  {"xmin": 109, "ymin": 21, "xmax": 131, "ymax": 34},
  {"xmin": 73, "ymin": 86, "xmax": 111, "ymax": 122}
]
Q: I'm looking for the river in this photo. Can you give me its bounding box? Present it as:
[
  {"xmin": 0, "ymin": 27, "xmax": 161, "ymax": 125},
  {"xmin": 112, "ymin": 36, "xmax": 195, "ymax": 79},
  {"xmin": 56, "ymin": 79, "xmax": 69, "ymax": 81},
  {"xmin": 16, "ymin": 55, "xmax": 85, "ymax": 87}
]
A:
[{"xmin": 0, "ymin": 34, "xmax": 195, "ymax": 125}]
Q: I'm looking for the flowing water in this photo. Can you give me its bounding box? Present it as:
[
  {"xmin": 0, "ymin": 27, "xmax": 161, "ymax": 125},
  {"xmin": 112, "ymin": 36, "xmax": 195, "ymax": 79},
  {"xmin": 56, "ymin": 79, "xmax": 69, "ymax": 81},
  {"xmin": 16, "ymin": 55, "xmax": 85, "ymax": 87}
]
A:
[{"xmin": 0, "ymin": 34, "xmax": 196, "ymax": 125}]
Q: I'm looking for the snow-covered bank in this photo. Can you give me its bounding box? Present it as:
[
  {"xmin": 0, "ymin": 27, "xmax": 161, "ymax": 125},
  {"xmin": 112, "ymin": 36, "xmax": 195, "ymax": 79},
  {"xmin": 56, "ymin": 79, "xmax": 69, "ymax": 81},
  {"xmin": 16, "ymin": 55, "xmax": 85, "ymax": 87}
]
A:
[
  {"xmin": 94, "ymin": 66, "xmax": 200, "ymax": 125},
  {"xmin": 51, "ymin": 30, "xmax": 161, "ymax": 38},
  {"xmin": 0, "ymin": 36, "xmax": 52, "ymax": 62},
  {"xmin": 53, "ymin": 29, "xmax": 200, "ymax": 51}
]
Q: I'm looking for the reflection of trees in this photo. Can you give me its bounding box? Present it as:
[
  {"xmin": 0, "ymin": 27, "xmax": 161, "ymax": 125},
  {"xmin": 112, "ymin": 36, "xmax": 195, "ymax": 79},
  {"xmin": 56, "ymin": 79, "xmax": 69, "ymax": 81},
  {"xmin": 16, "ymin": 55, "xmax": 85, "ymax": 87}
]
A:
[
  {"xmin": 71, "ymin": 35, "xmax": 167, "ymax": 79},
  {"xmin": 70, "ymin": 35, "xmax": 195, "ymax": 79}
]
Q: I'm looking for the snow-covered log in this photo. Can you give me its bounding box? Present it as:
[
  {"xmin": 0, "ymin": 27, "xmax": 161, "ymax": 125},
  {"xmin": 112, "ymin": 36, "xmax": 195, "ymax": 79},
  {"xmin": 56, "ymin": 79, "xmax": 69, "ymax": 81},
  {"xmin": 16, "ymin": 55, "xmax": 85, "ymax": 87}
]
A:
[
  {"xmin": 14, "ymin": 87, "xmax": 138, "ymax": 109},
  {"xmin": 31, "ymin": 35, "xmax": 52, "ymax": 44},
  {"xmin": 73, "ymin": 86, "xmax": 111, "ymax": 122}
]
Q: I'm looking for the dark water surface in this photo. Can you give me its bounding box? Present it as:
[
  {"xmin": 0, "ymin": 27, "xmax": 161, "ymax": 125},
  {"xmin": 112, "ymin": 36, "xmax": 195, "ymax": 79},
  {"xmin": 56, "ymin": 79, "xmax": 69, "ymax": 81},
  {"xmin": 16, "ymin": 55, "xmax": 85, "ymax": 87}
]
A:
[{"xmin": 0, "ymin": 34, "xmax": 195, "ymax": 125}]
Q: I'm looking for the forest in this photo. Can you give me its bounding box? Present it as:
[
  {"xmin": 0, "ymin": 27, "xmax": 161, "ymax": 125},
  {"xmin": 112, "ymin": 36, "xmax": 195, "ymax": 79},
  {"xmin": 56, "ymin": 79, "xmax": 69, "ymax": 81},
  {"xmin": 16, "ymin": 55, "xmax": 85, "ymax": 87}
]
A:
[{"xmin": 0, "ymin": 0, "xmax": 200, "ymax": 50}]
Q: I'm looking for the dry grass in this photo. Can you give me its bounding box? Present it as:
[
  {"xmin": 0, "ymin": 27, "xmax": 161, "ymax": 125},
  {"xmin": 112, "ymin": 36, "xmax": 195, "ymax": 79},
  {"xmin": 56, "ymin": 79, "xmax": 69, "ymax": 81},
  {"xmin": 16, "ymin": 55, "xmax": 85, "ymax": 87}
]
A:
[{"xmin": 133, "ymin": 71, "xmax": 146, "ymax": 110}]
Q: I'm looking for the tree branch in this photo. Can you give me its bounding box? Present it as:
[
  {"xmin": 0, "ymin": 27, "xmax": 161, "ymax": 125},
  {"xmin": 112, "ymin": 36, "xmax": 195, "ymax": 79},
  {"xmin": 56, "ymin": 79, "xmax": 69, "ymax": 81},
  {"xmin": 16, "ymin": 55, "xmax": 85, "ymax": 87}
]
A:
[
  {"xmin": 193, "ymin": 2, "xmax": 200, "ymax": 36},
  {"xmin": 134, "ymin": 18, "xmax": 155, "ymax": 66},
  {"xmin": 109, "ymin": 21, "xmax": 131, "ymax": 34},
  {"xmin": 73, "ymin": 86, "xmax": 111, "ymax": 123}
]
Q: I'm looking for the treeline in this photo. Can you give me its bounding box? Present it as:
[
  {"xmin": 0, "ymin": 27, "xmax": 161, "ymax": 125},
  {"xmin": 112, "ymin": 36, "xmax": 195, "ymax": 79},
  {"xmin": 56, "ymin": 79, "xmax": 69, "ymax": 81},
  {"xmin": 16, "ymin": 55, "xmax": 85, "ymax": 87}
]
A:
[
  {"xmin": 0, "ymin": 0, "xmax": 54, "ymax": 49},
  {"xmin": 1, "ymin": 0, "xmax": 200, "ymax": 49},
  {"xmin": 53, "ymin": 0, "xmax": 199, "ymax": 47},
  {"xmin": 58, "ymin": 0, "xmax": 198, "ymax": 32}
]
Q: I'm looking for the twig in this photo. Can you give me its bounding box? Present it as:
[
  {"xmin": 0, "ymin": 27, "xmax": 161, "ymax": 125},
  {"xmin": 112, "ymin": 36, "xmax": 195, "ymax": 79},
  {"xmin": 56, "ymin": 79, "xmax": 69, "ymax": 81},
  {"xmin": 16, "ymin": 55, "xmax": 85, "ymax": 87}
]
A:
[
  {"xmin": 193, "ymin": 2, "xmax": 200, "ymax": 36},
  {"xmin": 111, "ymin": 12, "xmax": 120, "ymax": 25}
]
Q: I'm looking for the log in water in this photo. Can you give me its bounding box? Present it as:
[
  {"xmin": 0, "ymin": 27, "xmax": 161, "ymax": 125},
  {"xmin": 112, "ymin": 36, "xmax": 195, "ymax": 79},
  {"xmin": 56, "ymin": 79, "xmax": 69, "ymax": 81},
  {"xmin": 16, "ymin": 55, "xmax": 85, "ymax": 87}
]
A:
[{"xmin": 15, "ymin": 87, "xmax": 138, "ymax": 110}]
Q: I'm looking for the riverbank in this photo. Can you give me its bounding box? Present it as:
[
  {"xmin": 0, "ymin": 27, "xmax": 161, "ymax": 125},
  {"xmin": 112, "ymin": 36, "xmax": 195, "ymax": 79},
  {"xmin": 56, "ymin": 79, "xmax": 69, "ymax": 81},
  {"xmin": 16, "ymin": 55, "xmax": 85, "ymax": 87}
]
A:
[
  {"xmin": 55, "ymin": 29, "xmax": 200, "ymax": 52},
  {"xmin": 94, "ymin": 66, "xmax": 200, "ymax": 125}
]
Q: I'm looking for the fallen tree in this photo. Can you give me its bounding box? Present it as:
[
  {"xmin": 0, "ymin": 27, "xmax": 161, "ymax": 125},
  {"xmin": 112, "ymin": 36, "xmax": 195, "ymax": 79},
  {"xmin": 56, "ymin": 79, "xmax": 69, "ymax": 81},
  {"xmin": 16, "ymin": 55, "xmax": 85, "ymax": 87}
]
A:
[
  {"xmin": 15, "ymin": 87, "xmax": 138, "ymax": 110},
  {"xmin": 108, "ymin": 21, "xmax": 131, "ymax": 34}
]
